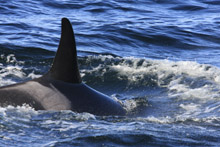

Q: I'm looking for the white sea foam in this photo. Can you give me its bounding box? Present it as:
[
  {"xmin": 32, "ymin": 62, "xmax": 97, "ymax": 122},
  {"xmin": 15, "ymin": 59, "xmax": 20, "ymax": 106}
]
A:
[
  {"xmin": 86, "ymin": 56, "xmax": 220, "ymax": 101},
  {"xmin": 180, "ymin": 103, "xmax": 199, "ymax": 111},
  {"xmin": 1, "ymin": 54, "xmax": 25, "ymax": 65},
  {"xmin": 0, "ymin": 104, "xmax": 38, "ymax": 125},
  {"xmin": 0, "ymin": 65, "xmax": 26, "ymax": 86},
  {"xmin": 75, "ymin": 112, "xmax": 96, "ymax": 121},
  {"xmin": 0, "ymin": 54, "xmax": 43, "ymax": 86},
  {"xmin": 27, "ymin": 72, "xmax": 42, "ymax": 79},
  {"xmin": 133, "ymin": 114, "xmax": 220, "ymax": 125},
  {"xmin": 0, "ymin": 104, "xmax": 37, "ymax": 114}
]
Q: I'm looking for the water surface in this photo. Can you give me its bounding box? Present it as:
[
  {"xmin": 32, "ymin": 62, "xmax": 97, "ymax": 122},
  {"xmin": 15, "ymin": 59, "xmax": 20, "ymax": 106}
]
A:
[{"xmin": 0, "ymin": 0, "xmax": 220, "ymax": 146}]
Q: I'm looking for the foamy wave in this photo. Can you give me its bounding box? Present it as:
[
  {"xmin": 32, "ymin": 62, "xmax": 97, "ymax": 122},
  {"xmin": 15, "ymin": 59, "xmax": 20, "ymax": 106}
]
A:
[
  {"xmin": 0, "ymin": 104, "xmax": 38, "ymax": 124},
  {"xmin": 84, "ymin": 56, "xmax": 220, "ymax": 100},
  {"xmin": 0, "ymin": 54, "xmax": 43, "ymax": 86},
  {"xmin": 27, "ymin": 72, "xmax": 42, "ymax": 79},
  {"xmin": 0, "ymin": 64, "xmax": 27, "ymax": 86},
  {"xmin": 134, "ymin": 115, "xmax": 220, "ymax": 125},
  {"xmin": 0, "ymin": 104, "xmax": 37, "ymax": 113},
  {"xmin": 1, "ymin": 54, "xmax": 25, "ymax": 65}
]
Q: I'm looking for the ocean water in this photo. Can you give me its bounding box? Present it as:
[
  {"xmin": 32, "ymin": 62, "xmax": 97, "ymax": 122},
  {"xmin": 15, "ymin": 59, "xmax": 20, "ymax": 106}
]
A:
[{"xmin": 0, "ymin": 0, "xmax": 220, "ymax": 146}]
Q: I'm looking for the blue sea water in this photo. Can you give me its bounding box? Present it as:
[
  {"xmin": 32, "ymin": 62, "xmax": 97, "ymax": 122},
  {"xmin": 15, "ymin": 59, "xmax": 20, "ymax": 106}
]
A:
[{"xmin": 0, "ymin": 0, "xmax": 220, "ymax": 146}]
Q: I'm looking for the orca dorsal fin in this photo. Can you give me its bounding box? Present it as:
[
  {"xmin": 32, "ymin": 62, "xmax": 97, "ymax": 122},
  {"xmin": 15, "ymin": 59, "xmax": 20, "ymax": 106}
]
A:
[{"xmin": 48, "ymin": 18, "xmax": 82, "ymax": 83}]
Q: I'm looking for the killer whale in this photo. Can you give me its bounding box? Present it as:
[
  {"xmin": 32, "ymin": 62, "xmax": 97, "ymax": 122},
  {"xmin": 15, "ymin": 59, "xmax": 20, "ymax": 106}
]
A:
[{"xmin": 0, "ymin": 18, "xmax": 126, "ymax": 116}]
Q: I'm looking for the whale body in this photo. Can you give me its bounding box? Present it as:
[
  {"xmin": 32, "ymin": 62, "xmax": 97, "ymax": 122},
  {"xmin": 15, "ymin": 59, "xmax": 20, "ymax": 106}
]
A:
[{"xmin": 0, "ymin": 18, "xmax": 126, "ymax": 116}]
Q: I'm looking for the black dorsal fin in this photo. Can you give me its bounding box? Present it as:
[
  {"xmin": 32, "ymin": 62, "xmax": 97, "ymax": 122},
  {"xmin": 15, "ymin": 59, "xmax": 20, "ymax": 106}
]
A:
[{"xmin": 48, "ymin": 18, "xmax": 82, "ymax": 83}]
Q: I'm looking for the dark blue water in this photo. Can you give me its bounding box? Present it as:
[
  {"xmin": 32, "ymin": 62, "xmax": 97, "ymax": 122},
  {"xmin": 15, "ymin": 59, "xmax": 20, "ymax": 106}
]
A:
[{"xmin": 0, "ymin": 0, "xmax": 220, "ymax": 146}]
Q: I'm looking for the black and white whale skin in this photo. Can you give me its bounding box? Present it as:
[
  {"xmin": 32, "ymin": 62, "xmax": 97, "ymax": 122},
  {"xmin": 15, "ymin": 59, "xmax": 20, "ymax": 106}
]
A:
[{"xmin": 0, "ymin": 18, "xmax": 126, "ymax": 116}]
